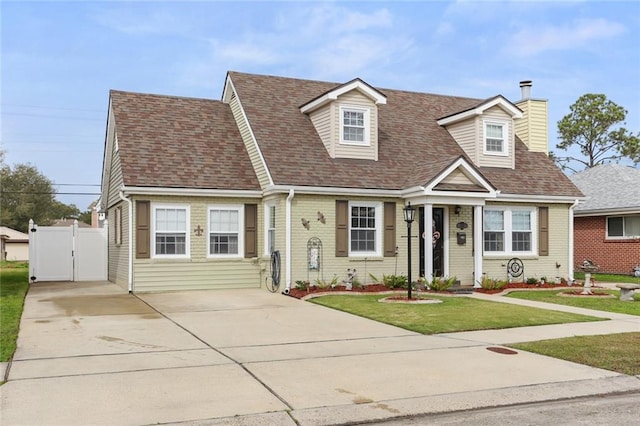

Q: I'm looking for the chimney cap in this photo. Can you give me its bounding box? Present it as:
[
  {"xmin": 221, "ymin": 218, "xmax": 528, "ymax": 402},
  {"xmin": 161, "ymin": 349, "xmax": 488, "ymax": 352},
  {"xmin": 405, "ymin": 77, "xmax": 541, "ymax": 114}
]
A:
[{"xmin": 519, "ymin": 80, "xmax": 533, "ymax": 87}]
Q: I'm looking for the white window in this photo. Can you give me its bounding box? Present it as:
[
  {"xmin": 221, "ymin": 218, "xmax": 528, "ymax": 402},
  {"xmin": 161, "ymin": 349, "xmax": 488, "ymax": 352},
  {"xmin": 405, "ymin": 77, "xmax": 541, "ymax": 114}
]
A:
[
  {"xmin": 208, "ymin": 205, "xmax": 243, "ymax": 257},
  {"xmin": 349, "ymin": 202, "xmax": 381, "ymax": 256},
  {"xmin": 340, "ymin": 106, "xmax": 369, "ymax": 145},
  {"xmin": 607, "ymin": 215, "xmax": 640, "ymax": 239},
  {"xmin": 153, "ymin": 204, "xmax": 189, "ymax": 258},
  {"xmin": 483, "ymin": 121, "xmax": 508, "ymax": 156},
  {"xmin": 484, "ymin": 207, "xmax": 536, "ymax": 255},
  {"xmin": 265, "ymin": 204, "xmax": 276, "ymax": 255}
]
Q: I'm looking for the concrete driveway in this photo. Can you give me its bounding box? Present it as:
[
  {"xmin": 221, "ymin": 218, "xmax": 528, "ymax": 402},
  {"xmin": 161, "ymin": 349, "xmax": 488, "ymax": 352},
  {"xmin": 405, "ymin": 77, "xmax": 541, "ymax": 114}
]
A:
[{"xmin": 2, "ymin": 281, "xmax": 639, "ymax": 425}]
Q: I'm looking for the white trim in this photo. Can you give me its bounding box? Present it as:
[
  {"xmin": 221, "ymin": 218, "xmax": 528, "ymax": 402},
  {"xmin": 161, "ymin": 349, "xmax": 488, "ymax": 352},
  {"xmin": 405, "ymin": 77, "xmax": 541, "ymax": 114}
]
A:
[
  {"xmin": 425, "ymin": 157, "xmax": 496, "ymax": 195},
  {"xmin": 264, "ymin": 201, "xmax": 276, "ymax": 256},
  {"xmin": 151, "ymin": 203, "xmax": 191, "ymax": 259},
  {"xmin": 348, "ymin": 201, "xmax": 382, "ymax": 257},
  {"xmin": 423, "ymin": 204, "xmax": 434, "ymax": 281},
  {"xmin": 207, "ymin": 204, "xmax": 244, "ymax": 258},
  {"xmin": 122, "ymin": 186, "xmax": 262, "ymax": 198},
  {"xmin": 482, "ymin": 120, "xmax": 509, "ymax": 157},
  {"xmin": 575, "ymin": 207, "xmax": 640, "ymax": 217},
  {"xmin": 339, "ymin": 106, "xmax": 370, "ymax": 146},
  {"xmin": 437, "ymin": 96, "xmax": 523, "ymax": 126},
  {"xmin": 300, "ymin": 79, "xmax": 387, "ymax": 114},
  {"xmin": 285, "ymin": 189, "xmax": 294, "ymax": 291},
  {"xmin": 569, "ymin": 199, "xmax": 579, "ymax": 281},
  {"xmin": 265, "ymin": 185, "xmax": 403, "ymax": 197},
  {"xmin": 222, "ymin": 76, "xmax": 274, "ymax": 186},
  {"xmin": 118, "ymin": 192, "xmax": 133, "ymax": 293},
  {"xmin": 496, "ymin": 193, "xmax": 585, "ymax": 203},
  {"xmin": 443, "ymin": 206, "xmax": 450, "ymax": 278},
  {"xmin": 473, "ymin": 205, "xmax": 483, "ymax": 287}
]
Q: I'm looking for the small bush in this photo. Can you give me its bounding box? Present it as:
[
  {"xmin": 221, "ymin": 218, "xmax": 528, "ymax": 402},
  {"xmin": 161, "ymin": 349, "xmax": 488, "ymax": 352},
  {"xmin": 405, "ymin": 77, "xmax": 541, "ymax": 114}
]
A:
[
  {"xmin": 382, "ymin": 274, "xmax": 407, "ymax": 289},
  {"xmin": 429, "ymin": 276, "xmax": 457, "ymax": 291},
  {"xmin": 526, "ymin": 277, "xmax": 539, "ymax": 285},
  {"xmin": 295, "ymin": 280, "xmax": 309, "ymax": 291},
  {"xmin": 480, "ymin": 276, "xmax": 508, "ymax": 290}
]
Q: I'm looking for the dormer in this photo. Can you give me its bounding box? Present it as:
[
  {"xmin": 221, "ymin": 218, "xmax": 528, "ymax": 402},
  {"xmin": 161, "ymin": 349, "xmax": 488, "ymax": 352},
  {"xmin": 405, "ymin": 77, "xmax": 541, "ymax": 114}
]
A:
[
  {"xmin": 300, "ymin": 79, "xmax": 386, "ymax": 161},
  {"xmin": 437, "ymin": 95, "xmax": 523, "ymax": 169}
]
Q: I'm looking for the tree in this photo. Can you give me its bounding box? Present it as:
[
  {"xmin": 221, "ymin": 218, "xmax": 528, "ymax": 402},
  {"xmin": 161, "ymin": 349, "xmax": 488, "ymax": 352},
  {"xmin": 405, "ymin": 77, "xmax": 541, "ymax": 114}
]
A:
[
  {"xmin": 555, "ymin": 94, "xmax": 640, "ymax": 172},
  {"xmin": 0, "ymin": 162, "xmax": 58, "ymax": 232}
]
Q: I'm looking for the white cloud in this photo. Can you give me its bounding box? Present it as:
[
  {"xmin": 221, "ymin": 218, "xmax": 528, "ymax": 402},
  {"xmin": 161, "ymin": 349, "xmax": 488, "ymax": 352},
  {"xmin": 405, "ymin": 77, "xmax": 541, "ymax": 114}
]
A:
[
  {"xmin": 507, "ymin": 18, "xmax": 626, "ymax": 56},
  {"xmin": 93, "ymin": 8, "xmax": 190, "ymax": 36}
]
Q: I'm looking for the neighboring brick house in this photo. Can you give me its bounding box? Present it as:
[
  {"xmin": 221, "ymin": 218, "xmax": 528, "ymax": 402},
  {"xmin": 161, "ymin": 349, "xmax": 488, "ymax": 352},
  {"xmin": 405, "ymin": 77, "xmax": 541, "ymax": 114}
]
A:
[
  {"xmin": 570, "ymin": 164, "xmax": 640, "ymax": 275},
  {"xmin": 101, "ymin": 72, "xmax": 583, "ymax": 293}
]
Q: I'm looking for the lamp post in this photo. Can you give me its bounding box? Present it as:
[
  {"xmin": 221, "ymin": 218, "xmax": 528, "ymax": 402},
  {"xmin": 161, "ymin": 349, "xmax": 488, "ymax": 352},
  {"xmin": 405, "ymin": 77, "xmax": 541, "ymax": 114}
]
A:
[{"xmin": 403, "ymin": 202, "xmax": 416, "ymax": 300}]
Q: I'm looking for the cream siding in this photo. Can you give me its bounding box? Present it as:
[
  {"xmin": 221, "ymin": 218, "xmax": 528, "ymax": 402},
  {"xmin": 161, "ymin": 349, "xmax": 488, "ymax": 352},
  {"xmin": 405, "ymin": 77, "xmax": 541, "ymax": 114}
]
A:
[
  {"xmin": 131, "ymin": 195, "xmax": 264, "ymax": 292},
  {"xmin": 477, "ymin": 107, "xmax": 515, "ymax": 169},
  {"xmin": 441, "ymin": 168, "xmax": 476, "ymax": 186},
  {"xmin": 481, "ymin": 202, "xmax": 571, "ymax": 282},
  {"xmin": 229, "ymin": 93, "xmax": 271, "ymax": 189},
  {"xmin": 309, "ymin": 105, "xmax": 334, "ymax": 157},
  {"xmin": 288, "ymin": 194, "xmax": 407, "ymax": 286},
  {"xmin": 333, "ymin": 91, "xmax": 378, "ymax": 161},
  {"xmin": 448, "ymin": 206, "xmax": 474, "ymax": 284},
  {"xmin": 514, "ymin": 99, "xmax": 548, "ymax": 154},
  {"xmin": 108, "ymin": 201, "xmax": 129, "ymax": 290},
  {"xmin": 107, "ymin": 148, "xmax": 124, "ymax": 208},
  {"xmin": 447, "ymin": 121, "xmax": 478, "ymax": 164}
]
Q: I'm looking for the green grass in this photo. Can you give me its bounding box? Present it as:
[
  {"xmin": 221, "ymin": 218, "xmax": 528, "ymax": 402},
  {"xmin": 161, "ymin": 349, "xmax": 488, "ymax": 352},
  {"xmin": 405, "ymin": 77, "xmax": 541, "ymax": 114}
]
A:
[
  {"xmin": 573, "ymin": 271, "xmax": 640, "ymax": 284},
  {"xmin": 512, "ymin": 333, "xmax": 640, "ymax": 376},
  {"xmin": 506, "ymin": 290, "xmax": 640, "ymax": 316},
  {"xmin": 1, "ymin": 262, "xmax": 29, "ymax": 362},
  {"xmin": 310, "ymin": 294, "xmax": 605, "ymax": 335}
]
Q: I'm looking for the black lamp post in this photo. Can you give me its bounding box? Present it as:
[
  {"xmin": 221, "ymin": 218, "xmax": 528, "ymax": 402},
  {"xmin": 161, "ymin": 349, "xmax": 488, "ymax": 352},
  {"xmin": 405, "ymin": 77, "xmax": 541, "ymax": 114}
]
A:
[{"xmin": 403, "ymin": 202, "xmax": 416, "ymax": 300}]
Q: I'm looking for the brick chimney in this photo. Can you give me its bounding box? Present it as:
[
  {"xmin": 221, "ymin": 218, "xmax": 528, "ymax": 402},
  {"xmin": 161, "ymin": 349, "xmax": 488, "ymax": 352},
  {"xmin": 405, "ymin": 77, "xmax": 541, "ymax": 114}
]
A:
[{"xmin": 514, "ymin": 80, "xmax": 548, "ymax": 154}]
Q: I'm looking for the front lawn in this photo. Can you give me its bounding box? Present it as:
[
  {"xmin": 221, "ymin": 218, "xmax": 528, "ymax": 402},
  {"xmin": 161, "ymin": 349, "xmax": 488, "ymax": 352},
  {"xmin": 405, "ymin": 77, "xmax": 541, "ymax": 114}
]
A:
[
  {"xmin": 0, "ymin": 262, "xmax": 29, "ymax": 362},
  {"xmin": 506, "ymin": 290, "xmax": 640, "ymax": 316},
  {"xmin": 574, "ymin": 271, "xmax": 640, "ymax": 284},
  {"xmin": 512, "ymin": 333, "xmax": 640, "ymax": 376},
  {"xmin": 310, "ymin": 294, "xmax": 604, "ymax": 335}
]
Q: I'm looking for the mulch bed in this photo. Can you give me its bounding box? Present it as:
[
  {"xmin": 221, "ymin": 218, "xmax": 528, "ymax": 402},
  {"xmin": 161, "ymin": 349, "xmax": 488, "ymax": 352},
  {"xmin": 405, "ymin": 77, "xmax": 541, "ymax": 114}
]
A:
[
  {"xmin": 287, "ymin": 284, "xmax": 393, "ymax": 299},
  {"xmin": 474, "ymin": 282, "xmax": 568, "ymax": 294}
]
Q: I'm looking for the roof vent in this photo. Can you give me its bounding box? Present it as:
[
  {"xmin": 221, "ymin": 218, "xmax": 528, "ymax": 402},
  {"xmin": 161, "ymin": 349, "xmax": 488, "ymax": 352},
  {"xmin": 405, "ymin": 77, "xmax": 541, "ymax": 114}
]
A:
[{"xmin": 519, "ymin": 80, "xmax": 532, "ymax": 100}]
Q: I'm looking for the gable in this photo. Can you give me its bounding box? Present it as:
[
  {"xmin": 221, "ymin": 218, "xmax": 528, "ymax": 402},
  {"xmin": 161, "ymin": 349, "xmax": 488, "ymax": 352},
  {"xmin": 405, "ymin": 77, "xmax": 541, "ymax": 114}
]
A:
[{"xmin": 425, "ymin": 157, "xmax": 495, "ymax": 196}]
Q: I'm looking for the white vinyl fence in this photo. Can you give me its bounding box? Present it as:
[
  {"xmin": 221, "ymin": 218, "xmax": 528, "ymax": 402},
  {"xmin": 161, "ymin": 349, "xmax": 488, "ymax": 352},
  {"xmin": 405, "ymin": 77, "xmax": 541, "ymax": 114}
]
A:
[{"xmin": 28, "ymin": 219, "xmax": 107, "ymax": 283}]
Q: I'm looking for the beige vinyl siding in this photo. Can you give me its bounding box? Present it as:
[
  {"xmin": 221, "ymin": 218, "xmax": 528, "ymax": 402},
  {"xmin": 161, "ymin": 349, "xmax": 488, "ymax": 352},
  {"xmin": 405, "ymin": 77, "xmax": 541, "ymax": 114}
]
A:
[
  {"xmin": 107, "ymin": 149, "xmax": 124, "ymax": 208},
  {"xmin": 288, "ymin": 194, "xmax": 407, "ymax": 285},
  {"xmin": 448, "ymin": 206, "xmax": 474, "ymax": 284},
  {"xmin": 481, "ymin": 202, "xmax": 571, "ymax": 282},
  {"xmin": 309, "ymin": 105, "xmax": 334, "ymax": 157},
  {"xmin": 440, "ymin": 168, "xmax": 475, "ymax": 186},
  {"xmin": 514, "ymin": 99, "xmax": 548, "ymax": 154},
  {"xmin": 228, "ymin": 93, "xmax": 271, "ymax": 189},
  {"xmin": 477, "ymin": 107, "xmax": 515, "ymax": 169},
  {"xmin": 108, "ymin": 201, "xmax": 129, "ymax": 290},
  {"xmin": 334, "ymin": 91, "xmax": 378, "ymax": 161},
  {"xmin": 131, "ymin": 195, "xmax": 264, "ymax": 292},
  {"xmin": 447, "ymin": 121, "xmax": 478, "ymax": 164}
]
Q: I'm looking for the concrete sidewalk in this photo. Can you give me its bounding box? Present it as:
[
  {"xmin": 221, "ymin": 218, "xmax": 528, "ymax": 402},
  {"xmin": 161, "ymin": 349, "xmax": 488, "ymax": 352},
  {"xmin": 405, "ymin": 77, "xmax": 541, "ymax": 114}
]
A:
[{"xmin": 1, "ymin": 282, "xmax": 639, "ymax": 426}]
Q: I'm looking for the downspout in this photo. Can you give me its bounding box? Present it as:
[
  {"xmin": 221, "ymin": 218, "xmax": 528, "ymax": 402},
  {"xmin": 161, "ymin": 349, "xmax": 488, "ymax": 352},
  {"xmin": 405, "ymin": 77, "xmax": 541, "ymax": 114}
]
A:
[
  {"xmin": 568, "ymin": 199, "xmax": 579, "ymax": 283},
  {"xmin": 119, "ymin": 191, "xmax": 134, "ymax": 293},
  {"xmin": 283, "ymin": 189, "xmax": 295, "ymax": 294}
]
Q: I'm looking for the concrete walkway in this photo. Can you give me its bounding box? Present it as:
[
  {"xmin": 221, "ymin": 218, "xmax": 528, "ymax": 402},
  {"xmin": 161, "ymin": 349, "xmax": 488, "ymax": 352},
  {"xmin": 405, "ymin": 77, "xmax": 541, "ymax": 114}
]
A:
[{"xmin": 1, "ymin": 282, "xmax": 639, "ymax": 425}]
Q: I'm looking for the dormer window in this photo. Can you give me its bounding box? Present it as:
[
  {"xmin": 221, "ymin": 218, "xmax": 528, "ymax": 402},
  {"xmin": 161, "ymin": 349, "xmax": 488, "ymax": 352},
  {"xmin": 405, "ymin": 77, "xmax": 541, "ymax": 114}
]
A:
[
  {"xmin": 484, "ymin": 121, "xmax": 508, "ymax": 156},
  {"xmin": 340, "ymin": 106, "xmax": 370, "ymax": 145}
]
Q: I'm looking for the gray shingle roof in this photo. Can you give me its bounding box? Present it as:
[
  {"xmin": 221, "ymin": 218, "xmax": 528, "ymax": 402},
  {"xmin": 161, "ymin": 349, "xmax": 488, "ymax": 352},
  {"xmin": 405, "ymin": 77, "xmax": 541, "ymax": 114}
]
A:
[
  {"xmin": 110, "ymin": 91, "xmax": 260, "ymax": 191},
  {"xmin": 570, "ymin": 164, "xmax": 640, "ymax": 213}
]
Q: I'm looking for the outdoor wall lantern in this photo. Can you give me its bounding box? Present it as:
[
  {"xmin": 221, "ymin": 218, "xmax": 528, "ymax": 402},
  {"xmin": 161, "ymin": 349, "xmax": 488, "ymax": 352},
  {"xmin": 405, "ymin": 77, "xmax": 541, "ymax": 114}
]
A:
[
  {"xmin": 403, "ymin": 202, "xmax": 416, "ymax": 300},
  {"xmin": 454, "ymin": 205, "xmax": 462, "ymax": 215}
]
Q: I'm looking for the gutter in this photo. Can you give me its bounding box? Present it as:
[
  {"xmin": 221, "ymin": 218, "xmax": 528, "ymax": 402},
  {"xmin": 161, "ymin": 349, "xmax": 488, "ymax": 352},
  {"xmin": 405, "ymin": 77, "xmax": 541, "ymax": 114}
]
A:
[
  {"xmin": 118, "ymin": 191, "xmax": 134, "ymax": 293},
  {"xmin": 283, "ymin": 189, "xmax": 294, "ymax": 294},
  {"xmin": 568, "ymin": 199, "xmax": 580, "ymax": 283}
]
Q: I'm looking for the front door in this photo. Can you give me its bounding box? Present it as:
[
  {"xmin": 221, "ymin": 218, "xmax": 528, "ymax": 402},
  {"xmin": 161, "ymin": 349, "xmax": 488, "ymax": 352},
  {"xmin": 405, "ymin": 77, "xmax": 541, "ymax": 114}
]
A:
[{"xmin": 419, "ymin": 207, "xmax": 444, "ymax": 278}]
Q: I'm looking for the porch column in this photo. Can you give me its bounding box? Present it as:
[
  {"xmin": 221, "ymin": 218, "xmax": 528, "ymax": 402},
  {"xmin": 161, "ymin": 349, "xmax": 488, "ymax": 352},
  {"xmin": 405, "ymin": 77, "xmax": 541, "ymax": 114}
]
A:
[
  {"xmin": 473, "ymin": 205, "xmax": 483, "ymax": 287},
  {"xmin": 423, "ymin": 203, "xmax": 434, "ymax": 282}
]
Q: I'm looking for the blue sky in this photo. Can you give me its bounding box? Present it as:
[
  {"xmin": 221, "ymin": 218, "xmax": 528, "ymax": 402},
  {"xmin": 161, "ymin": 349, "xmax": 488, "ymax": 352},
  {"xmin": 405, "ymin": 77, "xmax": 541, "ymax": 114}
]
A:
[{"xmin": 2, "ymin": 1, "xmax": 639, "ymax": 209}]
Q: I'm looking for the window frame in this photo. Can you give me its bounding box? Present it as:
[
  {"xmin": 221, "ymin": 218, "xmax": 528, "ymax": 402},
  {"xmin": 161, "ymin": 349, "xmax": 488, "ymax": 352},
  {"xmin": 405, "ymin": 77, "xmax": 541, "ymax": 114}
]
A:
[
  {"xmin": 606, "ymin": 214, "xmax": 640, "ymax": 239},
  {"xmin": 339, "ymin": 105, "xmax": 370, "ymax": 146},
  {"xmin": 264, "ymin": 202, "xmax": 276, "ymax": 255},
  {"xmin": 483, "ymin": 120, "xmax": 509, "ymax": 156},
  {"xmin": 348, "ymin": 201, "xmax": 382, "ymax": 257},
  {"xmin": 152, "ymin": 204, "xmax": 190, "ymax": 259},
  {"xmin": 208, "ymin": 204, "xmax": 244, "ymax": 259},
  {"xmin": 483, "ymin": 207, "xmax": 537, "ymax": 256}
]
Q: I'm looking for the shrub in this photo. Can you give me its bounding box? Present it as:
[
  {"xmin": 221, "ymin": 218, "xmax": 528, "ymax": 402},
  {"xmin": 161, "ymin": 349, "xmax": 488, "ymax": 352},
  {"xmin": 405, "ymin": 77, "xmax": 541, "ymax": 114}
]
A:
[
  {"xmin": 382, "ymin": 274, "xmax": 408, "ymax": 289},
  {"xmin": 526, "ymin": 277, "xmax": 539, "ymax": 285},
  {"xmin": 295, "ymin": 280, "xmax": 309, "ymax": 291},
  {"xmin": 429, "ymin": 276, "xmax": 457, "ymax": 291},
  {"xmin": 480, "ymin": 276, "xmax": 508, "ymax": 290}
]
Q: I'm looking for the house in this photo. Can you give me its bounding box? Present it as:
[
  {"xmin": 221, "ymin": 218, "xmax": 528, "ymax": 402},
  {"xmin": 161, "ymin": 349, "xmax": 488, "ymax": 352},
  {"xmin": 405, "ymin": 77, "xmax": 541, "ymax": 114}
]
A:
[
  {"xmin": 101, "ymin": 72, "xmax": 583, "ymax": 293},
  {"xmin": 570, "ymin": 164, "xmax": 640, "ymax": 275},
  {"xmin": 0, "ymin": 226, "xmax": 29, "ymax": 261}
]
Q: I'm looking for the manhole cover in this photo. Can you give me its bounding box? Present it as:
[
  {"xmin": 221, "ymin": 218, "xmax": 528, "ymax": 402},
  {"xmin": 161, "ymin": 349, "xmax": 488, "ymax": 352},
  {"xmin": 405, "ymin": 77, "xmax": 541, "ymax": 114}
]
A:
[{"xmin": 486, "ymin": 346, "xmax": 518, "ymax": 355}]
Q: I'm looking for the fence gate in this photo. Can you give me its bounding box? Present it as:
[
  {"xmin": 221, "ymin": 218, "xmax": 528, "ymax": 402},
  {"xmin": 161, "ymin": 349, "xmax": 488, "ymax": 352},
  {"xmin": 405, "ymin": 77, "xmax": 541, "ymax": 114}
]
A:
[{"xmin": 28, "ymin": 220, "xmax": 107, "ymax": 283}]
